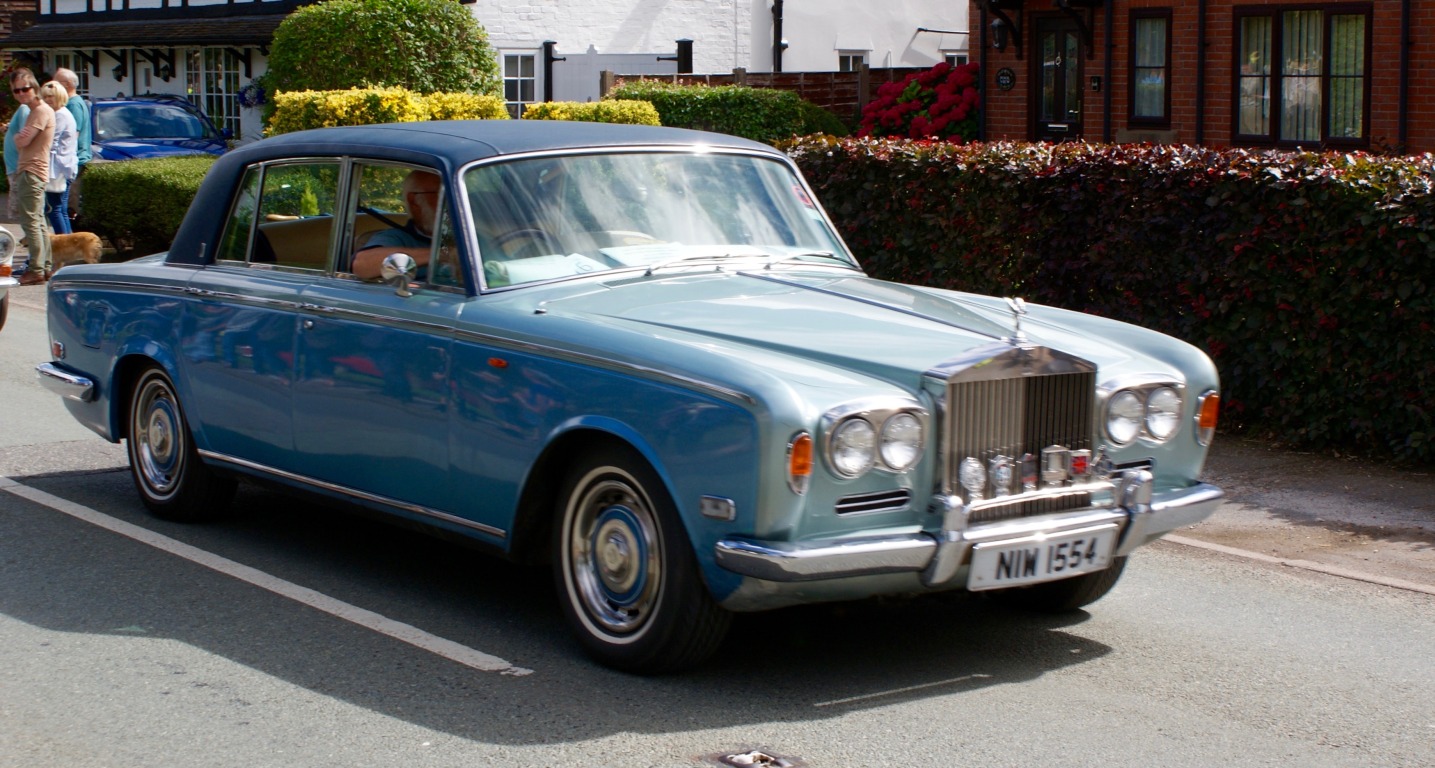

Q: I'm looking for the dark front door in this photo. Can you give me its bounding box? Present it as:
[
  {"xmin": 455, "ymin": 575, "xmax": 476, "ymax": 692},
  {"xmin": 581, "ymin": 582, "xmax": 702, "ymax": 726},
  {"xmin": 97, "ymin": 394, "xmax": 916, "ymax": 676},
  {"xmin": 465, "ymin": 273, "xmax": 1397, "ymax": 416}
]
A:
[{"xmin": 1034, "ymin": 18, "xmax": 1083, "ymax": 140}]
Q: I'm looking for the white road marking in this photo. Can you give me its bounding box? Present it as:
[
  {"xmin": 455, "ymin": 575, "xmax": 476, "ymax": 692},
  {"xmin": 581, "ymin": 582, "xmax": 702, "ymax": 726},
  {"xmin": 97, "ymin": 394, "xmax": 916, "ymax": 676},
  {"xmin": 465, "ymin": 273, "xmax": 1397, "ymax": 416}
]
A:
[
  {"xmin": 0, "ymin": 475, "xmax": 534, "ymax": 676},
  {"xmin": 813, "ymin": 674, "xmax": 993, "ymax": 707},
  {"xmin": 1164, "ymin": 534, "xmax": 1435, "ymax": 597}
]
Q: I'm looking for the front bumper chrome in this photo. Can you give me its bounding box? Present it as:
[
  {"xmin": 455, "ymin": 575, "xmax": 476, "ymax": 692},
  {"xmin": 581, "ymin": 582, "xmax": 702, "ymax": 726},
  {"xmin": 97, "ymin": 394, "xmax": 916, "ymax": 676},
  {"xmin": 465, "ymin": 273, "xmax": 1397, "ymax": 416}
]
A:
[{"xmin": 714, "ymin": 472, "xmax": 1224, "ymax": 586}]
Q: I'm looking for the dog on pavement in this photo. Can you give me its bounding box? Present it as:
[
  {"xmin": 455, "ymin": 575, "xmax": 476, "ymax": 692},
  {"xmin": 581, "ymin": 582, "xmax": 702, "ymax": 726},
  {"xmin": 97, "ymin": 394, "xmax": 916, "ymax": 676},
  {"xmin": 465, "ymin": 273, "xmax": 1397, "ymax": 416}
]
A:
[{"xmin": 50, "ymin": 231, "xmax": 103, "ymax": 266}]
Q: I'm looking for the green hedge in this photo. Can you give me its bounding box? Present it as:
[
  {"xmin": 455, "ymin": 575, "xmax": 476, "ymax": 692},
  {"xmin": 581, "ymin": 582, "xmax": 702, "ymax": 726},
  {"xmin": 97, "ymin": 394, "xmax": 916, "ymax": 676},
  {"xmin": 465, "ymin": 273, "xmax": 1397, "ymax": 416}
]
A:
[
  {"xmin": 606, "ymin": 80, "xmax": 847, "ymax": 144},
  {"xmin": 788, "ymin": 137, "xmax": 1435, "ymax": 463},
  {"xmin": 523, "ymin": 99, "xmax": 661, "ymax": 125},
  {"xmin": 74, "ymin": 155, "xmax": 218, "ymax": 260}
]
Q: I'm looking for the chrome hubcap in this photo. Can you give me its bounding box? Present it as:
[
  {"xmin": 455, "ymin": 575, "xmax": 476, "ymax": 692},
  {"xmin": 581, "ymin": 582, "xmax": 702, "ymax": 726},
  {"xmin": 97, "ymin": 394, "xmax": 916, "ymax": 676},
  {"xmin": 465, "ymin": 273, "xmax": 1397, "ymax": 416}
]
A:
[
  {"xmin": 133, "ymin": 377, "xmax": 183, "ymax": 497},
  {"xmin": 568, "ymin": 475, "xmax": 661, "ymax": 635}
]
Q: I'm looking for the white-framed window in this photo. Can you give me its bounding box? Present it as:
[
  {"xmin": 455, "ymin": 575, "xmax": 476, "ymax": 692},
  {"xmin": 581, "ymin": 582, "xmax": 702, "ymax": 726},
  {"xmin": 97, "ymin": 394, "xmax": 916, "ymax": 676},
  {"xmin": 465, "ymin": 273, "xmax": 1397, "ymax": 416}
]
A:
[
  {"xmin": 50, "ymin": 52, "xmax": 90, "ymax": 96},
  {"xmin": 838, "ymin": 51, "xmax": 868, "ymax": 72},
  {"xmin": 945, "ymin": 53, "xmax": 969, "ymax": 67},
  {"xmin": 503, "ymin": 53, "xmax": 537, "ymax": 119},
  {"xmin": 185, "ymin": 47, "xmax": 242, "ymax": 140}
]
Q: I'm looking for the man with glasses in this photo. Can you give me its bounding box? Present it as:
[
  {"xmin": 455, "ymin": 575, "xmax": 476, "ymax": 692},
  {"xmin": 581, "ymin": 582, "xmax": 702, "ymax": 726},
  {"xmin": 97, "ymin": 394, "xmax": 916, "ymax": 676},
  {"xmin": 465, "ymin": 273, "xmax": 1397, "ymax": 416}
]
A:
[
  {"xmin": 351, "ymin": 170, "xmax": 441, "ymax": 280},
  {"xmin": 6, "ymin": 68, "xmax": 53, "ymax": 284}
]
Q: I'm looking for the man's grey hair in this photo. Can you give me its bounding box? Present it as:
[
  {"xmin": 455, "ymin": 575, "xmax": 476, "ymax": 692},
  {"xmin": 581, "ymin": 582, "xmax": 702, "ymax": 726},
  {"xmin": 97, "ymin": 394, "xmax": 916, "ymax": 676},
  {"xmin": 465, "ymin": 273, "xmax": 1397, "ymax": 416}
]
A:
[{"xmin": 54, "ymin": 67, "xmax": 79, "ymax": 92}]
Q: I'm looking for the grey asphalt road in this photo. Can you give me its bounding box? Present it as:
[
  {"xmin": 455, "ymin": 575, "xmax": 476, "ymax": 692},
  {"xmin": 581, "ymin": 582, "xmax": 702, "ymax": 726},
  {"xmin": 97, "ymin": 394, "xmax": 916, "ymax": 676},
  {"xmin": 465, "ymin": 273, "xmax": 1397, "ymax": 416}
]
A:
[{"xmin": 2, "ymin": 282, "xmax": 1432, "ymax": 767}]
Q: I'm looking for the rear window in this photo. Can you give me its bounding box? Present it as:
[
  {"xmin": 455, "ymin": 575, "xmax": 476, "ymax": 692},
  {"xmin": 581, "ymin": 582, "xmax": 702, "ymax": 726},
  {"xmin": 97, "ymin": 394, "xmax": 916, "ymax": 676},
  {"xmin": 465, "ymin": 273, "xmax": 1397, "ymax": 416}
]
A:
[{"xmin": 94, "ymin": 103, "xmax": 221, "ymax": 141}]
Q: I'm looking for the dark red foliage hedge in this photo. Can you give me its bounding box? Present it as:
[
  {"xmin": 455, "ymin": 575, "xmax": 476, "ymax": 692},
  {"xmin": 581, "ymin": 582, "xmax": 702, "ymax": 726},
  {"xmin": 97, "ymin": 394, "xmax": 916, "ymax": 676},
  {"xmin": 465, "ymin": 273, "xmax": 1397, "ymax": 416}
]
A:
[{"xmin": 787, "ymin": 137, "xmax": 1435, "ymax": 463}]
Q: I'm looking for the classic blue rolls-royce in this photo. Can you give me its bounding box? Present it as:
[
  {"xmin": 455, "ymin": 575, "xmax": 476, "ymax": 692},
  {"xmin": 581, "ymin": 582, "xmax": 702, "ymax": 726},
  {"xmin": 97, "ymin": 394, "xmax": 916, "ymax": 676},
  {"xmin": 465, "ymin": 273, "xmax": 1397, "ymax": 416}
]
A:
[{"xmin": 38, "ymin": 121, "xmax": 1224, "ymax": 672}]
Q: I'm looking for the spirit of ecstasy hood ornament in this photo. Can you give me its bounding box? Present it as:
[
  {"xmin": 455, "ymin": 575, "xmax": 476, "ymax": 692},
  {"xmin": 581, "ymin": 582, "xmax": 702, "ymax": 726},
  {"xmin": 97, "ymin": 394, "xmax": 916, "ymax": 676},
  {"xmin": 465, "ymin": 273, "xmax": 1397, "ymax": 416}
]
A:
[{"xmin": 1004, "ymin": 296, "xmax": 1028, "ymax": 345}]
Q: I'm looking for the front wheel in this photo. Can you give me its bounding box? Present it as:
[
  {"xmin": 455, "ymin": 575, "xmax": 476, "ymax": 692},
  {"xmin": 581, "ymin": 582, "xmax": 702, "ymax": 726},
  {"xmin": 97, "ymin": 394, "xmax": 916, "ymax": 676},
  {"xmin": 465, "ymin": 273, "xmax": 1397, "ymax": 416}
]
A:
[
  {"xmin": 127, "ymin": 366, "xmax": 236, "ymax": 522},
  {"xmin": 986, "ymin": 556, "xmax": 1128, "ymax": 613},
  {"xmin": 554, "ymin": 446, "xmax": 730, "ymax": 673}
]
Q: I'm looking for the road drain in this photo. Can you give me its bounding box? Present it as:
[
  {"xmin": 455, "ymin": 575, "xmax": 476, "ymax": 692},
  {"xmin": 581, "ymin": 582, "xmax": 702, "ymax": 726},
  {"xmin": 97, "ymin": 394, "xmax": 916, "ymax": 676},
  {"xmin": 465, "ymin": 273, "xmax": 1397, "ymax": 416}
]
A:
[{"xmin": 709, "ymin": 748, "xmax": 801, "ymax": 767}]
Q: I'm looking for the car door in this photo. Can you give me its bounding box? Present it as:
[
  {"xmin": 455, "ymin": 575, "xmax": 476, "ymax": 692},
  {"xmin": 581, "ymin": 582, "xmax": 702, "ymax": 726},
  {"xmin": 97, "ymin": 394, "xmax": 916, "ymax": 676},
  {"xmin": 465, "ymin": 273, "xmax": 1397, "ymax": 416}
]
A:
[
  {"xmin": 291, "ymin": 162, "xmax": 468, "ymax": 522},
  {"xmin": 182, "ymin": 160, "xmax": 341, "ymax": 470}
]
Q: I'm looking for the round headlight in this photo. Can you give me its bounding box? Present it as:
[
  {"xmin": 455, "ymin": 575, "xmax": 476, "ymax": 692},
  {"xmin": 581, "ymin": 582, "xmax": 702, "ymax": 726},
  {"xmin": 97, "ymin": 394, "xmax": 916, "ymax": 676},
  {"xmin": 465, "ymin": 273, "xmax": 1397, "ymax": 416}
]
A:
[
  {"xmin": 1145, "ymin": 386, "xmax": 1182, "ymax": 441},
  {"xmin": 830, "ymin": 417, "xmax": 877, "ymax": 477},
  {"xmin": 879, "ymin": 412, "xmax": 924, "ymax": 471},
  {"xmin": 1106, "ymin": 390, "xmax": 1143, "ymax": 445}
]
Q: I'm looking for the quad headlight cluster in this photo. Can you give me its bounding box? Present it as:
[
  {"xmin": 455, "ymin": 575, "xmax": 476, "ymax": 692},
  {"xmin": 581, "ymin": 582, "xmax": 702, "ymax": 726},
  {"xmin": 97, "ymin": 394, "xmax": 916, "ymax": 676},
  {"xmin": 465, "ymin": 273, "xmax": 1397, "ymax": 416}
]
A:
[
  {"xmin": 1103, "ymin": 382, "xmax": 1184, "ymax": 445},
  {"xmin": 823, "ymin": 401, "xmax": 928, "ymax": 479}
]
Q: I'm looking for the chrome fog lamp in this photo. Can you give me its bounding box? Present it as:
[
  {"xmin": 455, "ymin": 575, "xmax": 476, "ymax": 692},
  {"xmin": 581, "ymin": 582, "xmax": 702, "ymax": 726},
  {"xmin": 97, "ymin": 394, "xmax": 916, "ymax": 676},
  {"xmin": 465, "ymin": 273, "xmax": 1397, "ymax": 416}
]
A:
[
  {"xmin": 959, "ymin": 457, "xmax": 987, "ymax": 499},
  {"xmin": 879, "ymin": 412, "xmax": 924, "ymax": 471},
  {"xmin": 1105, "ymin": 390, "xmax": 1143, "ymax": 445},
  {"xmin": 829, "ymin": 417, "xmax": 877, "ymax": 477},
  {"xmin": 1145, "ymin": 386, "xmax": 1182, "ymax": 441},
  {"xmin": 989, "ymin": 455, "xmax": 1014, "ymax": 496}
]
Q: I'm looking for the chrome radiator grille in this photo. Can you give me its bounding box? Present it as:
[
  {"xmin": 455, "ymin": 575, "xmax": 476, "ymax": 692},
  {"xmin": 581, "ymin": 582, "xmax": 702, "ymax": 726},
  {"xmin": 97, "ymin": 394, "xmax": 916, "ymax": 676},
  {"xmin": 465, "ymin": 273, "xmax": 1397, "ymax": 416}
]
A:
[{"xmin": 944, "ymin": 369, "xmax": 1097, "ymax": 522}]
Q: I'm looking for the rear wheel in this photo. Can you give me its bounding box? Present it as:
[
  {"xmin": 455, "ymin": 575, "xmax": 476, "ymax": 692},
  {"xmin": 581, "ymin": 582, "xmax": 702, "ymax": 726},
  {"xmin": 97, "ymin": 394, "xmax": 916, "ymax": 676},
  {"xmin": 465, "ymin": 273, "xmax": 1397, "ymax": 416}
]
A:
[
  {"xmin": 126, "ymin": 366, "xmax": 236, "ymax": 521},
  {"xmin": 986, "ymin": 556, "xmax": 1128, "ymax": 612},
  {"xmin": 554, "ymin": 445, "xmax": 730, "ymax": 673}
]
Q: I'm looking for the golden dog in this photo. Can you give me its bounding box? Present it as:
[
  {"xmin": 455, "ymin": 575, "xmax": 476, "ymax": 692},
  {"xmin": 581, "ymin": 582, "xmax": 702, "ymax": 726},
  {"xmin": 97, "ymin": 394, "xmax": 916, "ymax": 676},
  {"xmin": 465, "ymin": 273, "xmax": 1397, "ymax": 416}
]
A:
[{"xmin": 50, "ymin": 232, "xmax": 103, "ymax": 266}]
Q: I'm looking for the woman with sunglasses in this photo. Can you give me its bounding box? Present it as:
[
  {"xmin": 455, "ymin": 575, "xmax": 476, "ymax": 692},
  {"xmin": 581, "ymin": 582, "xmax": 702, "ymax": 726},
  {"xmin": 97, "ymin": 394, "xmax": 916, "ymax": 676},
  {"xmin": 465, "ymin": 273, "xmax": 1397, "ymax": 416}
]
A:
[{"xmin": 8, "ymin": 68, "xmax": 53, "ymax": 285}]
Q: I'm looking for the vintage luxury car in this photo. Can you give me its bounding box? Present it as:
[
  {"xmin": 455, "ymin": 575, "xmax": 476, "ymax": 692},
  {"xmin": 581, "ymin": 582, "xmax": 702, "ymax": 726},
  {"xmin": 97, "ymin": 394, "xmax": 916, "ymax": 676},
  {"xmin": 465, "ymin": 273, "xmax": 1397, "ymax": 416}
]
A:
[{"xmin": 38, "ymin": 121, "xmax": 1224, "ymax": 673}]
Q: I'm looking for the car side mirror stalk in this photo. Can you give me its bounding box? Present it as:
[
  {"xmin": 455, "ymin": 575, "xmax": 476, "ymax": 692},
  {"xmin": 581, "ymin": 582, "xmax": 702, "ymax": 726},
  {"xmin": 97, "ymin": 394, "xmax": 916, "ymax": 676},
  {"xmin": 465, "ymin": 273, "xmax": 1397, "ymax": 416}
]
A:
[{"xmin": 380, "ymin": 253, "xmax": 417, "ymax": 297}]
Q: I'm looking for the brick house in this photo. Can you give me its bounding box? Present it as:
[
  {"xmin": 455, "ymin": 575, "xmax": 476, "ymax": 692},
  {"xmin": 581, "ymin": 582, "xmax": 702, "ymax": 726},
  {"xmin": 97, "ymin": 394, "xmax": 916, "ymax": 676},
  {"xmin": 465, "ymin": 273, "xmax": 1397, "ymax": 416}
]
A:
[{"xmin": 970, "ymin": 0, "xmax": 1433, "ymax": 153}]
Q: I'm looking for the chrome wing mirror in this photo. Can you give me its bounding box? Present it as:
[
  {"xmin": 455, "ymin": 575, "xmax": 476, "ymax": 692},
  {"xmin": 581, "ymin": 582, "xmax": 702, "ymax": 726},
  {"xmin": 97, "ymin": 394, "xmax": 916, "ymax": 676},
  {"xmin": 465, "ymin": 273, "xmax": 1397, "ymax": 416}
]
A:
[{"xmin": 380, "ymin": 253, "xmax": 418, "ymax": 297}]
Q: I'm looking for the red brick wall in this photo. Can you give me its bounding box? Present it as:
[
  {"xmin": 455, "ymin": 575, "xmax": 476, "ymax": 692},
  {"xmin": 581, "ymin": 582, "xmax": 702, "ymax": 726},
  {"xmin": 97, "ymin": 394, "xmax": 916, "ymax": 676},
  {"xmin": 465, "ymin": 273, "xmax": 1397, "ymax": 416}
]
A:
[{"xmin": 971, "ymin": 0, "xmax": 1435, "ymax": 153}]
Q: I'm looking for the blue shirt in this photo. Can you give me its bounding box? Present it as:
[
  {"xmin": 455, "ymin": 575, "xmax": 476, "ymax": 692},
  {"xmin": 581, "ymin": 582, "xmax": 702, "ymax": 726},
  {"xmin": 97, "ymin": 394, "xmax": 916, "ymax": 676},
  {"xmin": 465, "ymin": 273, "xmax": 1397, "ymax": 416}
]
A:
[
  {"xmin": 358, "ymin": 220, "xmax": 431, "ymax": 279},
  {"xmin": 65, "ymin": 95, "xmax": 91, "ymax": 167},
  {"xmin": 5, "ymin": 104, "xmax": 30, "ymax": 175}
]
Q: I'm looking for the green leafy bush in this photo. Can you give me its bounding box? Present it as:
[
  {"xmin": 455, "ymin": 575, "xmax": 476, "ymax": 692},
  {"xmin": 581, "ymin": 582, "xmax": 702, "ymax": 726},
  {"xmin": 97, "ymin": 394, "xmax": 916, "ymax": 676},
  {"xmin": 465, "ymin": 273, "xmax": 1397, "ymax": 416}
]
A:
[
  {"xmin": 788, "ymin": 137, "xmax": 1435, "ymax": 462},
  {"xmin": 606, "ymin": 80, "xmax": 821, "ymax": 144},
  {"xmin": 74, "ymin": 155, "xmax": 218, "ymax": 260},
  {"xmin": 523, "ymin": 99, "xmax": 662, "ymax": 126},
  {"xmin": 266, "ymin": 87, "xmax": 508, "ymax": 135},
  {"xmin": 265, "ymin": 0, "xmax": 499, "ymax": 97}
]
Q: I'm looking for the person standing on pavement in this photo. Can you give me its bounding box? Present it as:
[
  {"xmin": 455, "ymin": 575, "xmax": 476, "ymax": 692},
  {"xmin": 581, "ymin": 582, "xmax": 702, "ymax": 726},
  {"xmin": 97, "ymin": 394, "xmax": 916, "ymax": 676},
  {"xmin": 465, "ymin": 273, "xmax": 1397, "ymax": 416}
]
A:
[
  {"xmin": 52, "ymin": 68, "xmax": 88, "ymax": 234},
  {"xmin": 11, "ymin": 68, "xmax": 54, "ymax": 285},
  {"xmin": 1, "ymin": 67, "xmax": 32, "ymax": 277},
  {"xmin": 39, "ymin": 81, "xmax": 76, "ymax": 237}
]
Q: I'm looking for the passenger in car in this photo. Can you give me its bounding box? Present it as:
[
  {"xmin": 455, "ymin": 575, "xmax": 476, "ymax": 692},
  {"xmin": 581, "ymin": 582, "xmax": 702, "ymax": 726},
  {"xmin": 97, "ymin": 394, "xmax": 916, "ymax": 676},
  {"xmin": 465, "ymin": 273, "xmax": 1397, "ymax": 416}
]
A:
[{"xmin": 350, "ymin": 169, "xmax": 440, "ymax": 280}]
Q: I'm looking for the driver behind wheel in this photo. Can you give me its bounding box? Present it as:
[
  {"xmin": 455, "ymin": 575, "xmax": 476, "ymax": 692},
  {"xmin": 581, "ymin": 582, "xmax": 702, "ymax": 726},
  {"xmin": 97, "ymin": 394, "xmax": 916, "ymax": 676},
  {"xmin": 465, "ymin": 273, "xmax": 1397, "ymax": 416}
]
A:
[{"xmin": 351, "ymin": 170, "xmax": 441, "ymax": 280}]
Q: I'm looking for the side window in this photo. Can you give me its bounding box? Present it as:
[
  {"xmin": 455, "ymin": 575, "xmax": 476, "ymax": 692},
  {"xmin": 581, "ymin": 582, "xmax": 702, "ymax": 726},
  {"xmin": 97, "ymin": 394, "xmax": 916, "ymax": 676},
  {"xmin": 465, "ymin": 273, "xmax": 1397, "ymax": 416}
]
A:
[
  {"xmin": 251, "ymin": 162, "xmax": 341, "ymax": 270},
  {"xmin": 348, "ymin": 163, "xmax": 457, "ymax": 287},
  {"xmin": 215, "ymin": 166, "xmax": 260, "ymax": 263}
]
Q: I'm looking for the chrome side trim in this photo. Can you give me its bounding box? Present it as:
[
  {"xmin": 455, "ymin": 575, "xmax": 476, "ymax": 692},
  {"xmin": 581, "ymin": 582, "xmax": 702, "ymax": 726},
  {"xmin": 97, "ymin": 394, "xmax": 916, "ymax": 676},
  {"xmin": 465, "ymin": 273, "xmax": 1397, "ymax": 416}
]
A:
[
  {"xmin": 451, "ymin": 327, "xmax": 757, "ymax": 406},
  {"xmin": 48, "ymin": 278, "xmax": 191, "ymax": 294},
  {"xmin": 36, "ymin": 362, "xmax": 96, "ymax": 402},
  {"xmin": 198, "ymin": 450, "xmax": 507, "ymax": 539}
]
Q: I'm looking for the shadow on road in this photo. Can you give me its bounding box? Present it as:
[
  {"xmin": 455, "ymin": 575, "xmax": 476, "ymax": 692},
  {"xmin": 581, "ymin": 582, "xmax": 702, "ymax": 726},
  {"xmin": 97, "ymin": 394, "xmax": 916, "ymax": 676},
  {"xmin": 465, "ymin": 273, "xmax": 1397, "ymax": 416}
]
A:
[{"xmin": 1, "ymin": 470, "xmax": 1112, "ymax": 746}]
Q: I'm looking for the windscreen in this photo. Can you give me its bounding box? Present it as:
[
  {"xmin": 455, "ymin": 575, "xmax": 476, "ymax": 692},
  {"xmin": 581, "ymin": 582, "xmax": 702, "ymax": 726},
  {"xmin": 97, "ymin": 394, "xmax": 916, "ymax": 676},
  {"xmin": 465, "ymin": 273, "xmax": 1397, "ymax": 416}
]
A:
[{"xmin": 464, "ymin": 151, "xmax": 852, "ymax": 287}]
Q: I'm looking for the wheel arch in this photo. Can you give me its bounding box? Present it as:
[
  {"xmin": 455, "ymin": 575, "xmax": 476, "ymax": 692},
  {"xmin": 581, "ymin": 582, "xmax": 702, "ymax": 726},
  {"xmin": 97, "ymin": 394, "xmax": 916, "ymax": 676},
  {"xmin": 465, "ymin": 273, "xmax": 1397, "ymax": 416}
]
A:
[{"xmin": 507, "ymin": 422, "xmax": 677, "ymax": 567}]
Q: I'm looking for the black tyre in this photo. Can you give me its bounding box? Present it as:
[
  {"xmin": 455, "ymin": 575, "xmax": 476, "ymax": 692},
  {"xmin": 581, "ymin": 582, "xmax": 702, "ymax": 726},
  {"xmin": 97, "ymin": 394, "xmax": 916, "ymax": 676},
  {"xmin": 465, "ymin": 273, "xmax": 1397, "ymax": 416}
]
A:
[
  {"xmin": 554, "ymin": 445, "xmax": 731, "ymax": 673},
  {"xmin": 126, "ymin": 366, "xmax": 236, "ymax": 521},
  {"xmin": 986, "ymin": 556, "xmax": 1128, "ymax": 612},
  {"xmin": 0, "ymin": 291, "xmax": 8, "ymax": 332}
]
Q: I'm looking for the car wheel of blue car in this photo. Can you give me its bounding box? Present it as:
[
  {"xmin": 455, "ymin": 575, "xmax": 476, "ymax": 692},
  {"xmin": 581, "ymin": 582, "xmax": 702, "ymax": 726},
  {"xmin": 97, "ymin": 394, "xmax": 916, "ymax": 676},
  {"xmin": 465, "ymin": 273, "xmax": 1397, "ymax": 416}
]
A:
[
  {"xmin": 987, "ymin": 555, "xmax": 1128, "ymax": 613},
  {"xmin": 126, "ymin": 367, "xmax": 236, "ymax": 522},
  {"xmin": 555, "ymin": 446, "xmax": 731, "ymax": 674}
]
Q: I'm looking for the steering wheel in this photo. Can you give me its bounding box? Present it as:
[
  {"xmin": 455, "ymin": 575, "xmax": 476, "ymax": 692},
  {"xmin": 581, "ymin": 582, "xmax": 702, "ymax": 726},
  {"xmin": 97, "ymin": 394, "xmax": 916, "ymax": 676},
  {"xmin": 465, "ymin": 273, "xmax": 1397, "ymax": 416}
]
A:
[{"xmin": 495, "ymin": 228, "xmax": 563, "ymax": 259}]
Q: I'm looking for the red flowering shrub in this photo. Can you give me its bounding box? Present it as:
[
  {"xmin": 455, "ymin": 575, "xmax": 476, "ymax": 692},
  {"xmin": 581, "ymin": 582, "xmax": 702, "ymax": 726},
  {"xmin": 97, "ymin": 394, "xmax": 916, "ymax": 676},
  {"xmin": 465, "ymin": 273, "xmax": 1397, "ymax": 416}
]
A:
[{"xmin": 858, "ymin": 62, "xmax": 981, "ymax": 142}]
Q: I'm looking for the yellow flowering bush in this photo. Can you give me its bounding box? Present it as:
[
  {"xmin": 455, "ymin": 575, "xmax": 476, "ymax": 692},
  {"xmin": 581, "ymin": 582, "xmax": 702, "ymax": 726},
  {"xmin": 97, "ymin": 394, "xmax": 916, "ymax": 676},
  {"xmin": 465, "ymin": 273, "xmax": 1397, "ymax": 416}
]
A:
[
  {"xmin": 523, "ymin": 100, "xmax": 661, "ymax": 126},
  {"xmin": 267, "ymin": 87, "xmax": 508, "ymax": 135}
]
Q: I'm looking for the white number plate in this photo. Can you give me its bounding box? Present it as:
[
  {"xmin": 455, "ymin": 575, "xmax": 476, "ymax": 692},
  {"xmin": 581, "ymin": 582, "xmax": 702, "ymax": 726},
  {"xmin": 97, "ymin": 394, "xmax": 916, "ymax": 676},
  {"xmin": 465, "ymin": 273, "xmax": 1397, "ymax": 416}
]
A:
[{"xmin": 967, "ymin": 524, "xmax": 1119, "ymax": 591}]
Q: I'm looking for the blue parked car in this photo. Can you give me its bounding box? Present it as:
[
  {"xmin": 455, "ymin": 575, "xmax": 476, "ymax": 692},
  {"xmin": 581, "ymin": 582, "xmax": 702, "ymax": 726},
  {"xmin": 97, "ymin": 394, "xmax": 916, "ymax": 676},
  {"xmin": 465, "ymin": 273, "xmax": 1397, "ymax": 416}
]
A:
[
  {"xmin": 37, "ymin": 121, "xmax": 1224, "ymax": 672},
  {"xmin": 90, "ymin": 95, "xmax": 228, "ymax": 161}
]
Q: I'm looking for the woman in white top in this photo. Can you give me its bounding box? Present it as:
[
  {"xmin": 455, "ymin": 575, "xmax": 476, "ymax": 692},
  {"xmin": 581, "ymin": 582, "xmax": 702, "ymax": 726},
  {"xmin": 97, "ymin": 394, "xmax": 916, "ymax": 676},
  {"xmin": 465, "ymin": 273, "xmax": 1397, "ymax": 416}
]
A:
[{"xmin": 40, "ymin": 80, "xmax": 77, "ymax": 235}]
